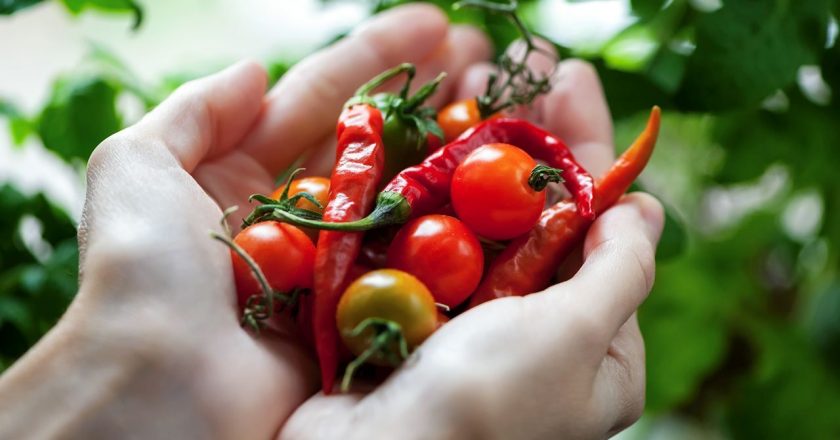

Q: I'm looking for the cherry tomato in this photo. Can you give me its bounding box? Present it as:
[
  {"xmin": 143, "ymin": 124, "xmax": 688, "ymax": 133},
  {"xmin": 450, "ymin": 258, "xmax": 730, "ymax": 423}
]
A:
[
  {"xmin": 231, "ymin": 221, "xmax": 315, "ymax": 309},
  {"xmin": 336, "ymin": 269, "xmax": 437, "ymax": 365},
  {"xmin": 271, "ymin": 176, "xmax": 330, "ymax": 241},
  {"xmin": 437, "ymin": 98, "xmax": 498, "ymax": 143},
  {"xmin": 451, "ymin": 143, "xmax": 545, "ymax": 240},
  {"xmin": 386, "ymin": 215, "xmax": 483, "ymax": 308},
  {"xmin": 271, "ymin": 176, "xmax": 330, "ymax": 213}
]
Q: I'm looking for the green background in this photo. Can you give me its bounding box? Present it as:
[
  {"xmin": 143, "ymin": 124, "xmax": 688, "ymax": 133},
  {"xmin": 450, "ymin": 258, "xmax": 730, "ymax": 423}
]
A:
[{"xmin": 2, "ymin": 0, "xmax": 840, "ymax": 437}]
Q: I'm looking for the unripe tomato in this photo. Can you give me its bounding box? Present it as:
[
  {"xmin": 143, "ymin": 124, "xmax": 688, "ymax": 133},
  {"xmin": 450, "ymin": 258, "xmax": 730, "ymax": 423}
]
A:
[
  {"xmin": 231, "ymin": 221, "xmax": 315, "ymax": 309},
  {"xmin": 387, "ymin": 215, "xmax": 483, "ymax": 308},
  {"xmin": 451, "ymin": 143, "xmax": 545, "ymax": 240},
  {"xmin": 336, "ymin": 269, "xmax": 437, "ymax": 365}
]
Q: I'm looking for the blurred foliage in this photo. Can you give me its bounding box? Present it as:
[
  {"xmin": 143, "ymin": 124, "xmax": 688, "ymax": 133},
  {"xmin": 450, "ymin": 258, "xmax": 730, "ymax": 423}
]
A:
[
  {"xmin": 3, "ymin": 0, "xmax": 840, "ymax": 437},
  {"xmin": 1, "ymin": 0, "xmax": 142, "ymax": 28}
]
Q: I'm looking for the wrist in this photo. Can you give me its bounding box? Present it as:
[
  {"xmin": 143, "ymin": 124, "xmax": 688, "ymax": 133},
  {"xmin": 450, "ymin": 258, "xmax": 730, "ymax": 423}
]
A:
[{"xmin": 0, "ymin": 287, "xmax": 217, "ymax": 439}]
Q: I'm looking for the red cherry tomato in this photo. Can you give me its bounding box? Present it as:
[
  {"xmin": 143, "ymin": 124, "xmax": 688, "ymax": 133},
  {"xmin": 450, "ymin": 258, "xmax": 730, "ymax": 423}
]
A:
[
  {"xmin": 386, "ymin": 215, "xmax": 483, "ymax": 308},
  {"xmin": 451, "ymin": 143, "xmax": 545, "ymax": 240},
  {"xmin": 231, "ymin": 221, "xmax": 315, "ymax": 309}
]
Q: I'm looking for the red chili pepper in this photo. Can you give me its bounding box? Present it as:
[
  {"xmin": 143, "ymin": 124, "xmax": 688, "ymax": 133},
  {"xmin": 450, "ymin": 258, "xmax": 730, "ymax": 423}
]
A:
[
  {"xmin": 273, "ymin": 117, "xmax": 596, "ymax": 231},
  {"xmin": 468, "ymin": 107, "xmax": 661, "ymax": 307},
  {"xmin": 312, "ymin": 103, "xmax": 385, "ymax": 394}
]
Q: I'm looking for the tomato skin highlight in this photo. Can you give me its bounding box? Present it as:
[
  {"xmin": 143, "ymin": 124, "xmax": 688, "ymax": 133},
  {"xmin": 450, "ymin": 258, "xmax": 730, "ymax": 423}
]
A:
[
  {"xmin": 336, "ymin": 269, "xmax": 437, "ymax": 365},
  {"xmin": 386, "ymin": 214, "xmax": 484, "ymax": 308},
  {"xmin": 438, "ymin": 98, "xmax": 482, "ymax": 143},
  {"xmin": 451, "ymin": 143, "xmax": 546, "ymax": 240},
  {"xmin": 231, "ymin": 221, "xmax": 316, "ymax": 308}
]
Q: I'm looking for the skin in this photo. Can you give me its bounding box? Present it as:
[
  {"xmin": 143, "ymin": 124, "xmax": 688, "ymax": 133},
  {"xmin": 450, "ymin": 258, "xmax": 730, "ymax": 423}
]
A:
[{"xmin": 0, "ymin": 4, "xmax": 663, "ymax": 440}]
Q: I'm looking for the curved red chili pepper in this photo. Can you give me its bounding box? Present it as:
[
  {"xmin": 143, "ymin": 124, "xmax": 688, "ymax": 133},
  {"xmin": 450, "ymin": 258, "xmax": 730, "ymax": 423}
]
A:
[
  {"xmin": 313, "ymin": 104, "xmax": 385, "ymax": 394},
  {"xmin": 468, "ymin": 107, "xmax": 661, "ymax": 307},
  {"xmin": 274, "ymin": 118, "xmax": 595, "ymax": 231}
]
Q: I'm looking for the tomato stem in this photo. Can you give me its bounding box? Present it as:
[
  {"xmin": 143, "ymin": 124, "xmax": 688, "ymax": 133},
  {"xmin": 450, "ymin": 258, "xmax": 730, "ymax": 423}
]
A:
[
  {"xmin": 454, "ymin": 0, "xmax": 556, "ymax": 118},
  {"xmin": 340, "ymin": 318, "xmax": 409, "ymax": 392},
  {"xmin": 210, "ymin": 231, "xmax": 290, "ymax": 332},
  {"xmin": 528, "ymin": 164, "xmax": 564, "ymax": 191},
  {"xmin": 242, "ymin": 168, "xmax": 324, "ymax": 228}
]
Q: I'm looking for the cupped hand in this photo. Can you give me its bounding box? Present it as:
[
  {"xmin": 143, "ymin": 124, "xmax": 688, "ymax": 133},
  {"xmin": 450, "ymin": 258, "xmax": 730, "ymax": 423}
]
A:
[
  {"xmin": 0, "ymin": 5, "xmax": 490, "ymax": 440},
  {"xmin": 279, "ymin": 34, "xmax": 665, "ymax": 440}
]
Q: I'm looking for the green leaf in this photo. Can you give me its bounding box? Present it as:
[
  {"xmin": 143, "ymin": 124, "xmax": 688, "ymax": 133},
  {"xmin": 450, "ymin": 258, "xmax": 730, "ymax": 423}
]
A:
[
  {"xmin": 806, "ymin": 282, "xmax": 840, "ymax": 369},
  {"xmin": 0, "ymin": 0, "xmax": 45, "ymax": 14},
  {"xmin": 725, "ymin": 321, "xmax": 840, "ymax": 439},
  {"xmin": 656, "ymin": 204, "xmax": 687, "ymax": 260},
  {"xmin": 60, "ymin": 0, "xmax": 143, "ymax": 29},
  {"xmin": 602, "ymin": 25, "xmax": 661, "ymax": 72},
  {"xmin": 0, "ymin": 98, "xmax": 32, "ymax": 145},
  {"xmin": 631, "ymin": 0, "xmax": 666, "ymax": 19},
  {"xmin": 36, "ymin": 75, "xmax": 122, "ymax": 162},
  {"xmin": 677, "ymin": 0, "xmax": 831, "ymax": 110}
]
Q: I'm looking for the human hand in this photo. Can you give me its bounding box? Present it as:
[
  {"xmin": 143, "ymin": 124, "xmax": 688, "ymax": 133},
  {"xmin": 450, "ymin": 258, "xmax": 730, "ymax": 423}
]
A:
[
  {"xmin": 0, "ymin": 5, "xmax": 490, "ymax": 439},
  {"xmin": 279, "ymin": 40, "xmax": 665, "ymax": 440}
]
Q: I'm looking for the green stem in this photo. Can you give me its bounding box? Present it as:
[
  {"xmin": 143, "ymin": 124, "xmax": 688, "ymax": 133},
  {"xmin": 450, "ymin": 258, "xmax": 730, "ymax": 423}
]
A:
[
  {"xmin": 272, "ymin": 191, "xmax": 411, "ymax": 232},
  {"xmin": 404, "ymin": 72, "xmax": 447, "ymax": 113},
  {"xmin": 528, "ymin": 164, "xmax": 564, "ymax": 191},
  {"xmin": 341, "ymin": 318, "xmax": 408, "ymax": 392},
  {"xmin": 351, "ymin": 63, "xmax": 416, "ymax": 104},
  {"xmin": 210, "ymin": 232, "xmax": 287, "ymax": 331}
]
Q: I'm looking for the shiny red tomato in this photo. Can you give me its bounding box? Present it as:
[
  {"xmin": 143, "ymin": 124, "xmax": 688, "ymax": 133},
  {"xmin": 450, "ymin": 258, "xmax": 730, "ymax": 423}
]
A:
[
  {"xmin": 231, "ymin": 221, "xmax": 315, "ymax": 308},
  {"xmin": 386, "ymin": 215, "xmax": 483, "ymax": 308},
  {"xmin": 451, "ymin": 143, "xmax": 545, "ymax": 240}
]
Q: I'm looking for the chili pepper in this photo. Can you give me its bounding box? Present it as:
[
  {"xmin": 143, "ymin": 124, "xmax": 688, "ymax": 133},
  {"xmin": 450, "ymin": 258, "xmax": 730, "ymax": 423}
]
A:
[
  {"xmin": 271, "ymin": 117, "xmax": 596, "ymax": 231},
  {"xmin": 468, "ymin": 106, "xmax": 661, "ymax": 307},
  {"xmin": 310, "ymin": 65, "xmax": 425, "ymax": 394}
]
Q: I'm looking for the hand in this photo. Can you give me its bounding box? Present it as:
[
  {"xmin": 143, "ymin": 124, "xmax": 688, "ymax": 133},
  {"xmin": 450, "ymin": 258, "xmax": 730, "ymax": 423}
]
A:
[
  {"xmin": 0, "ymin": 5, "xmax": 489, "ymax": 439},
  {"xmin": 279, "ymin": 37, "xmax": 665, "ymax": 440}
]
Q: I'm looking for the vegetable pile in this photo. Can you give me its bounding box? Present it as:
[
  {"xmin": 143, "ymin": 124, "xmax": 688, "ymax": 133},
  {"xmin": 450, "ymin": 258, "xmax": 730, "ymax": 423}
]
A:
[{"xmin": 216, "ymin": 1, "xmax": 661, "ymax": 394}]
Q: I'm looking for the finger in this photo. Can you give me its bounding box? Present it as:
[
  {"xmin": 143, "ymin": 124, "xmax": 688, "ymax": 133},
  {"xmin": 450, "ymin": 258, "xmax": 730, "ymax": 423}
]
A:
[
  {"xmin": 451, "ymin": 62, "xmax": 496, "ymax": 101},
  {"xmin": 542, "ymin": 59, "xmax": 614, "ymax": 176},
  {"xmin": 567, "ymin": 193, "xmax": 664, "ymax": 338},
  {"xmin": 416, "ymin": 25, "xmax": 492, "ymax": 109},
  {"xmin": 238, "ymin": 4, "xmax": 449, "ymax": 176},
  {"xmin": 132, "ymin": 60, "xmax": 268, "ymax": 172},
  {"xmin": 80, "ymin": 61, "xmax": 267, "ymax": 258},
  {"xmin": 599, "ymin": 314, "xmax": 646, "ymax": 436}
]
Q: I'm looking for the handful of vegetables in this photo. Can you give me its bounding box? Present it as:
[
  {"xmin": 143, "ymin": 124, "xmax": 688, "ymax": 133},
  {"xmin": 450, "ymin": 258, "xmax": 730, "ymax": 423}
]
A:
[{"xmin": 216, "ymin": 1, "xmax": 662, "ymax": 394}]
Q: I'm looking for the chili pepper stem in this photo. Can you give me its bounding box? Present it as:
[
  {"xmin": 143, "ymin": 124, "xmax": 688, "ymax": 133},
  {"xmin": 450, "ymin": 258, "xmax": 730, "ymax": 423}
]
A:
[
  {"xmin": 340, "ymin": 318, "xmax": 409, "ymax": 393},
  {"xmin": 528, "ymin": 164, "xmax": 564, "ymax": 191},
  {"xmin": 347, "ymin": 63, "xmax": 416, "ymax": 107},
  {"xmin": 273, "ymin": 191, "xmax": 411, "ymax": 232}
]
